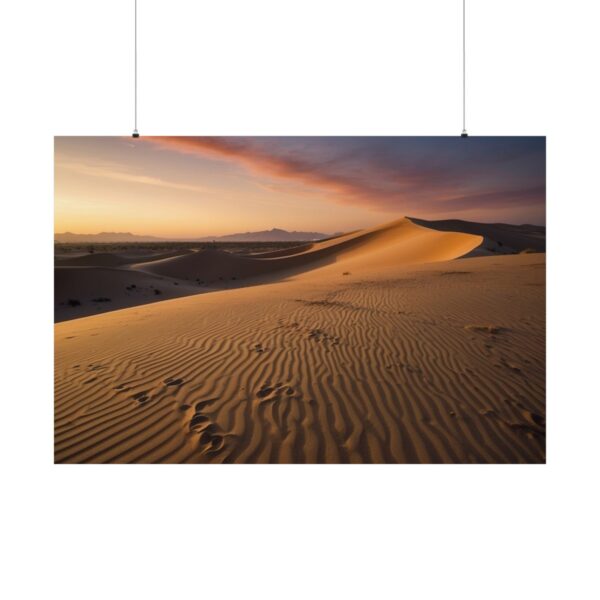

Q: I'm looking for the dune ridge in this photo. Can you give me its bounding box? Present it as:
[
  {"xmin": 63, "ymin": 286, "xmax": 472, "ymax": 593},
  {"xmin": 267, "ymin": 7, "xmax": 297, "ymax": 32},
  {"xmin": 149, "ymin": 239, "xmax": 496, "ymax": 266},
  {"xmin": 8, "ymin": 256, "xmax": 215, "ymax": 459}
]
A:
[
  {"xmin": 54, "ymin": 218, "xmax": 545, "ymax": 463},
  {"xmin": 55, "ymin": 218, "xmax": 482, "ymax": 322},
  {"xmin": 134, "ymin": 217, "xmax": 483, "ymax": 279}
]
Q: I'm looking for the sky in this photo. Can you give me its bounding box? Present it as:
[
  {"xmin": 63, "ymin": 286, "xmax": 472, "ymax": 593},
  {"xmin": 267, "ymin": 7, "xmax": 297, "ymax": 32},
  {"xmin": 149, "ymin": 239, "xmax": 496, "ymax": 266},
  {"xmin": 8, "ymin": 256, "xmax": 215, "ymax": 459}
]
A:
[{"xmin": 55, "ymin": 136, "xmax": 545, "ymax": 238}]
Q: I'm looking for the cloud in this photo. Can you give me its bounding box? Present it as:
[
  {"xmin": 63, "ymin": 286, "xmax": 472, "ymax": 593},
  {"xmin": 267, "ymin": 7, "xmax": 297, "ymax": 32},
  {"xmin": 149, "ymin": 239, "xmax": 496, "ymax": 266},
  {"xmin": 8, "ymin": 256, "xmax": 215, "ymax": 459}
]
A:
[
  {"xmin": 425, "ymin": 185, "xmax": 547, "ymax": 215},
  {"xmin": 142, "ymin": 136, "xmax": 546, "ymax": 219},
  {"xmin": 56, "ymin": 157, "xmax": 208, "ymax": 195},
  {"xmin": 145, "ymin": 136, "xmax": 376, "ymax": 198}
]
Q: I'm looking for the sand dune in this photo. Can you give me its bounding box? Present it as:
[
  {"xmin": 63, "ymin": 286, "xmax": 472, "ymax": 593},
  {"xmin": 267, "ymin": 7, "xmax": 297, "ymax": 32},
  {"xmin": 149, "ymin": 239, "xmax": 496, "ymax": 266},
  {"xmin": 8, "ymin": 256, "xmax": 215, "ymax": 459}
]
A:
[
  {"xmin": 135, "ymin": 218, "xmax": 482, "ymax": 280},
  {"xmin": 56, "ymin": 218, "xmax": 482, "ymax": 322},
  {"xmin": 55, "ymin": 217, "xmax": 544, "ymax": 463}
]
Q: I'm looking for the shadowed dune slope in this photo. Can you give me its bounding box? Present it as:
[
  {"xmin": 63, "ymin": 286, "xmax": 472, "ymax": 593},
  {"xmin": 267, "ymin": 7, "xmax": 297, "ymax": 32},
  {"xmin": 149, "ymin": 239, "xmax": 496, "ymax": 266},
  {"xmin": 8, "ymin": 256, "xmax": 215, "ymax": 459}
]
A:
[
  {"xmin": 55, "ymin": 253, "xmax": 132, "ymax": 267},
  {"xmin": 55, "ymin": 249, "xmax": 192, "ymax": 268},
  {"xmin": 54, "ymin": 268, "xmax": 203, "ymax": 322},
  {"xmin": 408, "ymin": 217, "xmax": 545, "ymax": 253}
]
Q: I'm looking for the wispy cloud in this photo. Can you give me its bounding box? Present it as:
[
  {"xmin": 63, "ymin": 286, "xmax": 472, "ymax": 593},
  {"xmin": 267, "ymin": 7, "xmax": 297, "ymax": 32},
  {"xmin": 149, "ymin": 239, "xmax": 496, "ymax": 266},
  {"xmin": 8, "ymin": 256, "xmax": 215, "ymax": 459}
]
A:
[
  {"xmin": 145, "ymin": 136, "xmax": 370, "ymax": 198},
  {"xmin": 56, "ymin": 157, "xmax": 209, "ymax": 194},
  {"xmin": 144, "ymin": 136, "xmax": 545, "ymax": 218}
]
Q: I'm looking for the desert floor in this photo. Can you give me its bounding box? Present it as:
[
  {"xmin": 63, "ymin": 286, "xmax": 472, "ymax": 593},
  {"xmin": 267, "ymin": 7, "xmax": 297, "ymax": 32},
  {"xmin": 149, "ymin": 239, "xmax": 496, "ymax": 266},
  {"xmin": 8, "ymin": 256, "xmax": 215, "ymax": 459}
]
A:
[{"xmin": 55, "ymin": 218, "xmax": 545, "ymax": 463}]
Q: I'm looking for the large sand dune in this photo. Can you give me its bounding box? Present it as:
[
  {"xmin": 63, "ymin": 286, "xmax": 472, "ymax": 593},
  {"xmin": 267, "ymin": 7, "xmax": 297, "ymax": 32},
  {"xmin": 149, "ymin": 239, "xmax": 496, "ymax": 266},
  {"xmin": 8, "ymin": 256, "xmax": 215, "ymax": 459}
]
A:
[
  {"xmin": 138, "ymin": 218, "xmax": 482, "ymax": 279},
  {"xmin": 56, "ymin": 218, "xmax": 482, "ymax": 321},
  {"xmin": 54, "ymin": 218, "xmax": 545, "ymax": 463}
]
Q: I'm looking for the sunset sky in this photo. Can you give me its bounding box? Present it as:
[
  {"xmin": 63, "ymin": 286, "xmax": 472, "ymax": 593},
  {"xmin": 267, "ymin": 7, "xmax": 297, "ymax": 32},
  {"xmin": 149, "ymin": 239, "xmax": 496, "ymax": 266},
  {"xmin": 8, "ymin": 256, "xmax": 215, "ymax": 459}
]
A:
[{"xmin": 55, "ymin": 136, "xmax": 545, "ymax": 238}]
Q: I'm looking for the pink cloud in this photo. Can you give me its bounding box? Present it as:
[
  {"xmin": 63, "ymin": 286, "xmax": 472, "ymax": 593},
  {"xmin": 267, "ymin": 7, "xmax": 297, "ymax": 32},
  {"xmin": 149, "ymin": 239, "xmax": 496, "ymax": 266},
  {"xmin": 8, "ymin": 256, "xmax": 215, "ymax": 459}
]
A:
[{"xmin": 142, "ymin": 136, "xmax": 545, "ymax": 220}]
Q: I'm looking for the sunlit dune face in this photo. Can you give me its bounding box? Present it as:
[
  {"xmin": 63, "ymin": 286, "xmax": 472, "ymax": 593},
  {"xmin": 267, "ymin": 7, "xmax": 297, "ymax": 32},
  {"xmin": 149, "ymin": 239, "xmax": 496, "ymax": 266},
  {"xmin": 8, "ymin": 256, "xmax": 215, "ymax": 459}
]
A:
[{"xmin": 55, "ymin": 136, "xmax": 545, "ymax": 238}]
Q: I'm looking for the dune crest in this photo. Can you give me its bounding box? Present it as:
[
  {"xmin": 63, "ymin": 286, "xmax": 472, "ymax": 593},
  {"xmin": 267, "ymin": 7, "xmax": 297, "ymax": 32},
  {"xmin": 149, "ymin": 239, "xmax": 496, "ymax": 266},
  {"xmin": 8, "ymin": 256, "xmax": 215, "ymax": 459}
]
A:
[{"xmin": 133, "ymin": 217, "xmax": 483, "ymax": 280}]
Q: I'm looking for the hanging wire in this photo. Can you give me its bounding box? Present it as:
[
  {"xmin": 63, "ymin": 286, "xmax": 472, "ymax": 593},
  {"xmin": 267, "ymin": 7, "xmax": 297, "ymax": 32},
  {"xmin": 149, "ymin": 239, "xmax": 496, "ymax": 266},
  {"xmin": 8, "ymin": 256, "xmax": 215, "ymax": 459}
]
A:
[
  {"xmin": 461, "ymin": 0, "xmax": 468, "ymax": 137},
  {"xmin": 132, "ymin": 0, "xmax": 139, "ymax": 137},
  {"xmin": 130, "ymin": 1, "xmax": 466, "ymax": 138}
]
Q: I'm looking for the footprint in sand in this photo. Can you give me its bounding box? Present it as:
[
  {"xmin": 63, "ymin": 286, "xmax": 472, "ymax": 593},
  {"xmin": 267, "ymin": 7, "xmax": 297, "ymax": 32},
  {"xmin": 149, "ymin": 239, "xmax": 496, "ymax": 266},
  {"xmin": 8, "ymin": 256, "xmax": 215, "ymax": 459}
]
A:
[
  {"xmin": 506, "ymin": 420, "xmax": 545, "ymax": 439},
  {"xmin": 523, "ymin": 410, "xmax": 545, "ymax": 428},
  {"xmin": 187, "ymin": 400, "xmax": 217, "ymax": 430},
  {"xmin": 187, "ymin": 399, "xmax": 225, "ymax": 454},
  {"xmin": 190, "ymin": 413, "xmax": 210, "ymax": 428},
  {"xmin": 464, "ymin": 325, "xmax": 501, "ymax": 334},
  {"xmin": 164, "ymin": 377, "xmax": 184, "ymax": 387},
  {"xmin": 257, "ymin": 386, "xmax": 273, "ymax": 398},
  {"xmin": 495, "ymin": 358, "xmax": 524, "ymax": 375},
  {"xmin": 504, "ymin": 399, "xmax": 545, "ymax": 432},
  {"xmin": 308, "ymin": 329, "xmax": 341, "ymax": 345},
  {"xmin": 256, "ymin": 382, "xmax": 296, "ymax": 402},
  {"xmin": 132, "ymin": 391, "xmax": 150, "ymax": 404},
  {"xmin": 482, "ymin": 402, "xmax": 545, "ymax": 439}
]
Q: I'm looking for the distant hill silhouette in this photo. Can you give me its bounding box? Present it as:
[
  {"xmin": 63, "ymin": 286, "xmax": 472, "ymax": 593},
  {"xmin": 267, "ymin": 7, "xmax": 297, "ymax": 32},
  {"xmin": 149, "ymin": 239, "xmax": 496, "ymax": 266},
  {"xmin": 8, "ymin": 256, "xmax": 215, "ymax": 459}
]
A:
[
  {"xmin": 198, "ymin": 228, "xmax": 329, "ymax": 242},
  {"xmin": 55, "ymin": 232, "xmax": 163, "ymax": 243},
  {"xmin": 55, "ymin": 229, "xmax": 331, "ymax": 243}
]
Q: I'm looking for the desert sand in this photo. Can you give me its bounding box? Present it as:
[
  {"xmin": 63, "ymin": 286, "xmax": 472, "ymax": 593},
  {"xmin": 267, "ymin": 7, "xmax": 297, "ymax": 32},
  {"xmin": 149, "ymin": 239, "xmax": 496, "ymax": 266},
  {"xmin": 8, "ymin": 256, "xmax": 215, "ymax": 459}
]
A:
[{"xmin": 54, "ymin": 218, "xmax": 545, "ymax": 463}]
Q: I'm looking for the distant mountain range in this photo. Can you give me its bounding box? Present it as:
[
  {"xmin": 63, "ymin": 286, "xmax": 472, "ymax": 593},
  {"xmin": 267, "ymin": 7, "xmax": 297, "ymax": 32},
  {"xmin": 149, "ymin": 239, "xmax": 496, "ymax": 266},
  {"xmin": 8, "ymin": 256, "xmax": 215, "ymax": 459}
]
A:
[
  {"xmin": 55, "ymin": 228, "xmax": 331, "ymax": 243},
  {"xmin": 54, "ymin": 232, "xmax": 163, "ymax": 243},
  {"xmin": 198, "ymin": 228, "xmax": 329, "ymax": 242}
]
